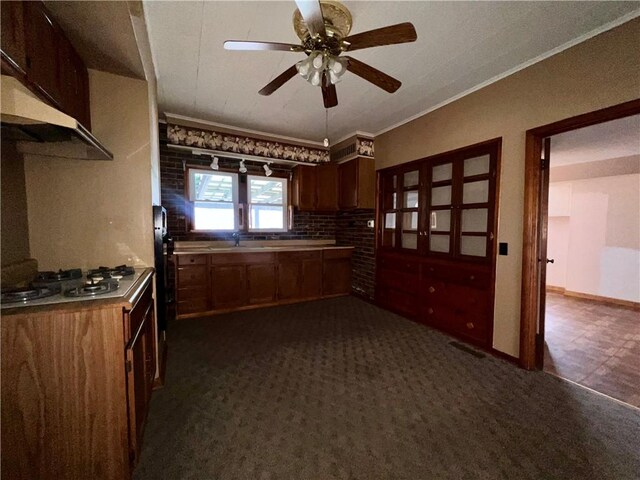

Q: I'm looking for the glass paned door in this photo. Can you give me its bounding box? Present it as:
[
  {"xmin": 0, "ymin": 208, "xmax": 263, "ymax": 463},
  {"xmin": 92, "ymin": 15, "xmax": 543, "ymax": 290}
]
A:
[
  {"xmin": 458, "ymin": 153, "xmax": 493, "ymax": 258},
  {"xmin": 400, "ymin": 169, "xmax": 420, "ymax": 250},
  {"xmin": 428, "ymin": 161, "xmax": 453, "ymax": 254},
  {"xmin": 380, "ymin": 174, "xmax": 398, "ymax": 248}
]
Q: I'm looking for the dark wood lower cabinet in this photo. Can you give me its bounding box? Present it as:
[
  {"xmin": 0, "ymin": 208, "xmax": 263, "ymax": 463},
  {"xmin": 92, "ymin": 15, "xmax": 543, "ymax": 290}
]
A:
[
  {"xmin": 376, "ymin": 251, "xmax": 493, "ymax": 348},
  {"xmin": 174, "ymin": 248, "xmax": 353, "ymax": 318}
]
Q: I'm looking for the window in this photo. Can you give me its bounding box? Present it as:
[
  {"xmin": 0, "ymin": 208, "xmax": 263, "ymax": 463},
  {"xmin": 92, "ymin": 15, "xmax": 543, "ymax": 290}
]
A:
[
  {"xmin": 188, "ymin": 169, "xmax": 238, "ymax": 231},
  {"xmin": 247, "ymin": 175, "xmax": 288, "ymax": 232}
]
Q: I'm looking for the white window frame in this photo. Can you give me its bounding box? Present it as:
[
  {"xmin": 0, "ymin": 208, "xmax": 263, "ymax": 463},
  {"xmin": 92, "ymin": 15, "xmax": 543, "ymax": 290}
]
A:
[
  {"xmin": 188, "ymin": 168, "xmax": 239, "ymax": 232},
  {"xmin": 247, "ymin": 174, "xmax": 288, "ymax": 233}
]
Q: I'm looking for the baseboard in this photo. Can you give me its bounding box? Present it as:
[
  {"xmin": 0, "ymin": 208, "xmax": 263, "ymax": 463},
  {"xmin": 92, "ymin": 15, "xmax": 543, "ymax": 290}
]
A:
[
  {"xmin": 548, "ymin": 286, "xmax": 639, "ymax": 310},
  {"xmin": 490, "ymin": 347, "xmax": 519, "ymax": 365}
]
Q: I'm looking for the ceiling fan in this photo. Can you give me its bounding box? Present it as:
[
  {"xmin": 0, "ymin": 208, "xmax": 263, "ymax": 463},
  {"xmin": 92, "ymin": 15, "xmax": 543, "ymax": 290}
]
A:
[{"xmin": 223, "ymin": 0, "xmax": 417, "ymax": 108}]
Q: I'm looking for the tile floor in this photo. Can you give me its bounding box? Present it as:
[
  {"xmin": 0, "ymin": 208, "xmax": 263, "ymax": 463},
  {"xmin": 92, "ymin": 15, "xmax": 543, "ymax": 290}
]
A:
[{"xmin": 544, "ymin": 292, "xmax": 640, "ymax": 408}]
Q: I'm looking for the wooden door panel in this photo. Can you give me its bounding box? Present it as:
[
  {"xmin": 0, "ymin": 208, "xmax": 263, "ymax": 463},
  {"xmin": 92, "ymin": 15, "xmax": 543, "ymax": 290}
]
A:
[
  {"xmin": 211, "ymin": 265, "xmax": 246, "ymax": 308},
  {"xmin": 316, "ymin": 163, "xmax": 338, "ymax": 211},
  {"xmin": 301, "ymin": 259, "xmax": 323, "ymax": 298},
  {"xmin": 338, "ymin": 159, "xmax": 358, "ymax": 209},
  {"xmin": 294, "ymin": 166, "xmax": 317, "ymax": 211},
  {"xmin": 277, "ymin": 262, "xmax": 301, "ymax": 300},
  {"xmin": 247, "ymin": 264, "xmax": 277, "ymax": 305},
  {"xmin": 323, "ymin": 258, "xmax": 351, "ymax": 295}
]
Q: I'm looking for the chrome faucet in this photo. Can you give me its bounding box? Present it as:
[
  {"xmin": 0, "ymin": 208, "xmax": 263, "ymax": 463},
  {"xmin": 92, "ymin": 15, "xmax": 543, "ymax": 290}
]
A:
[{"xmin": 232, "ymin": 232, "xmax": 240, "ymax": 247}]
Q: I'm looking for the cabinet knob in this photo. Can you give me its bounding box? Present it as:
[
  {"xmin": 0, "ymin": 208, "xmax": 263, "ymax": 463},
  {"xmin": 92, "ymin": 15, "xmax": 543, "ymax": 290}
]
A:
[
  {"xmin": 469, "ymin": 275, "xmax": 475, "ymax": 281},
  {"xmin": 428, "ymin": 286, "xmax": 435, "ymax": 293},
  {"xmin": 466, "ymin": 322, "xmax": 474, "ymax": 329},
  {"xmin": 427, "ymin": 308, "xmax": 434, "ymax": 315}
]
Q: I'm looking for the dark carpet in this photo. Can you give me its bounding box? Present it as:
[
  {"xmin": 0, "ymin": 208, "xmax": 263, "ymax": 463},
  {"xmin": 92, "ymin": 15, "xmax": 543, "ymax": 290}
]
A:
[{"xmin": 134, "ymin": 296, "xmax": 640, "ymax": 480}]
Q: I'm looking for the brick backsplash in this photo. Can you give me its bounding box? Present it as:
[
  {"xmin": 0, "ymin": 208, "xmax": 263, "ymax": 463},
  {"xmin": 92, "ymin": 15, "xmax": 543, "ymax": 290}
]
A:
[
  {"xmin": 336, "ymin": 210, "xmax": 376, "ymax": 300},
  {"xmin": 160, "ymin": 123, "xmax": 376, "ymax": 299}
]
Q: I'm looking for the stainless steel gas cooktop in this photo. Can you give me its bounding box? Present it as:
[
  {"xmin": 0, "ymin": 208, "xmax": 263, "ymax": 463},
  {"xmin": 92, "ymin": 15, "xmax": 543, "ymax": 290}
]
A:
[{"xmin": 1, "ymin": 266, "xmax": 144, "ymax": 309}]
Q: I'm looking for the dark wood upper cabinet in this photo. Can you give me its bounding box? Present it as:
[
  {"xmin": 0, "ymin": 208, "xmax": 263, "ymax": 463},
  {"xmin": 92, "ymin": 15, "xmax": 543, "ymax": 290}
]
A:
[
  {"xmin": 292, "ymin": 163, "xmax": 338, "ymax": 212},
  {"xmin": 1, "ymin": 1, "xmax": 27, "ymax": 74},
  {"xmin": 3, "ymin": 1, "xmax": 91, "ymax": 128},
  {"xmin": 338, "ymin": 157, "xmax": 376, "ymax": 210}
]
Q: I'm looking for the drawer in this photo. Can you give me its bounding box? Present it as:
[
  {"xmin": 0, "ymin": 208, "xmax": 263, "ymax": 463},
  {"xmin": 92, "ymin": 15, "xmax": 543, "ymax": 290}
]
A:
[
  {"xmin": 210, "ymin": 252, "xmax": 275, "ymax": 265},
  {"xmin": 322, "ymin": 248, "xmax": 352, "ymax": 260},
  {"xmin": 377, "ymin": 254, "xmax": 418, "ymax": 274},
  {"xmin": 377, "ymin": 269, "xmax": 419, "ymax": 295},
  {"xmin": 177, "ymin": 265, "xmax": 208, "ymax": 287},
  {"xmin": 278, "ymin": 250, "xmax": 322, "ymax": 263},
  {"xmin": 125, "ymin": 281, "xmax": 152, "ymax": 344},
  {"xmin": 376, "ymin": 286, "xmax": 418, "ymax": 318},
  {"xmin": 176, "ymin": 285, "xmax": 209, "ymax": 301},
  {"xmin": 421, "ymin": 296, "xmax": 489, "ymax": 344},
  {"xmin": 177, "ymin": 298, "xmax": 210, "ymax": 315},
  {"xmin": 422, "ymin": 262, "xmax": 491, "ymax": 288},
  {"xmin": 177, "ymin": 254, "xmax": 208, "ymax": 266}
]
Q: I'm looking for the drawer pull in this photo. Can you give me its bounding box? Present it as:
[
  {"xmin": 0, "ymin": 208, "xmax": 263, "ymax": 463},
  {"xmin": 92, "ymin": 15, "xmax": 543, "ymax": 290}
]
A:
[
  {"xmin": 428, "ymin": 286, "xmax": 435, "ymax": 293},
  {"xmin": 466, "ymin": 322, "xmax": 474, "ymax": 329},
  {"xmin": 469, "ymin": 275, "xmax": 475, "ymax": 281},
  {"xmin": 428, "ymin": 308, "xmax": 434, "ymax": 315}
]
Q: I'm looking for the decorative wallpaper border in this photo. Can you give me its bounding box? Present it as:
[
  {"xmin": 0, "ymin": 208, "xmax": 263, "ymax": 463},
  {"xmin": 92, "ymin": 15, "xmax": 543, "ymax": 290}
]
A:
[
  {"xmin": 167, "ymin": 124, "xmax": 330, "ymax": 164},
  {"xmin": 357, "ymin": 137, "xmax": 375, "ymax": 157}
]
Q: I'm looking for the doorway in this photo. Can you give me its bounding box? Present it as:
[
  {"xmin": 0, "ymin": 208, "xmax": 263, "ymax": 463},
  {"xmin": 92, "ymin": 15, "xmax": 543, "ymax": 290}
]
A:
[
  {"xmin": 519, "ymin": 99, "xmax": 640, "ymax": 380},
  {"xmin": 540, "ymin": 115, "xmax": 640, "ymax": 407}
]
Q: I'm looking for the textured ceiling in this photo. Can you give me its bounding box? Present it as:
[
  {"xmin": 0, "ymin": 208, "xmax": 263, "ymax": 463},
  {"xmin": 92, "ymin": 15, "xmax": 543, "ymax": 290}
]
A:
[
  {"xmin": 551, "ymin": 115, "xmax": 640, "ymax": 166},
  {"xmin": 144, "ymin": 1, "xmax": 640, "ymax": 142}
]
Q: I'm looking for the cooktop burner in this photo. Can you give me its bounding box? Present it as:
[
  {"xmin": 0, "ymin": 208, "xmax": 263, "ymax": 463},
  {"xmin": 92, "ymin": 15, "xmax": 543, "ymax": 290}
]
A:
[
  {"xmin": 1, "ymin": 286, "xmax": 58, "ymax": 304},
  {"xmin": 64, "ymin": 280, "xmax": 120, "ymax": 298},
  {"xmin": 36, "ymin": 269, "xmax": 83, "ymax": 283},
  {"xmin": 87, "ymin": 265, "xmax": 135, "ymax": 281}
]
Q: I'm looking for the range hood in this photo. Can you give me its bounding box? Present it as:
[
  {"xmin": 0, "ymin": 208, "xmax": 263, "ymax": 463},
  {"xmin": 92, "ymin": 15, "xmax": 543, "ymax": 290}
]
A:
[{"xmin": 0, "ymin": 75, "xmax": 113, "ymax": 160}]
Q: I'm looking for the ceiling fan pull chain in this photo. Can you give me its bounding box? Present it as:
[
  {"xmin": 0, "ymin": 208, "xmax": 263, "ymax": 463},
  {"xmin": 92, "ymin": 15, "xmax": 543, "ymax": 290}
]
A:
[{"xmin": 323, "ymin": 108, "xmax": 330, "ymax": 148}]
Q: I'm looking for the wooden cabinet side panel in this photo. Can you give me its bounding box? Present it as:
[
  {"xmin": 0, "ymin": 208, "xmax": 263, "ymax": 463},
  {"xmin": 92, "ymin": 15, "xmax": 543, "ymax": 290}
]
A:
[
  {"xmin": 357, "ymin": 157, "xmax": 376, "ymax": 209},
  {"xmin": 1, "ymin": 1, "xmax": 27, "ymax": 73},
  {"xmin": 1, "ymin": 308, "xmax": 130, "ymax": 480}
]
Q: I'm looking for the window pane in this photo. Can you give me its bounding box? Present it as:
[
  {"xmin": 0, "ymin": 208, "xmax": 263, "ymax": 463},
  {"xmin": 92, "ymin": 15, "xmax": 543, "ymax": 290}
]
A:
[
  {"xmin": 461, "ymin": 208, "xmax": 488, "ymax": 232},
  {"xmin": 402, "ymin": 233, "xmax": 418, "ymax": 249},
  {"xmin": 430, "ymin": 210, "xmax": 451, "ymax": 232},
  {"xmin": 404, "ymin": 190, "xmax": 419, "ymax": 208},
  {"xmin": 249, "ymin": 178, "xmax": 284, "ymax": 204},
  {"xmin": 432, "ymin": 163, "xmax": 452, "ymax": 182},
  {"xmin": 464, "ymin": 154, "xmax": 490, "ymax": 177},
  {"xmin": 385, "ymin": 213, "xmax": 396, "ymax": 229},
  {"xmin": 194, "ymin": 202, "xmax": 235, "ymax": 230},
  {"xmin": 403, "ymin": 170, "xmax": 419, "ymax": 187},
  {"xmin": 462, "ymin": 180, "xmax": 489, "ymax": 204},
  {"xmin": 249, "ymin": 205, "xmax": 284, "ymax": 230},
  {"xmin": 461, "ymin": 236, "xmax": 487, "ymax": 257},
  {"xmin": 431, "ymin": 186, "xmax": 451, "ymax": 206},
  {"xmin": 403, "ymin": 212, "xmax": 418, "ymax": 231},
  {"xmin": 192, "ymin": 172, "xmax": 234, "ymax": 202},
  {"xmin": 430, "ymin": 235, "xmax": 450, "ymax": 253}
]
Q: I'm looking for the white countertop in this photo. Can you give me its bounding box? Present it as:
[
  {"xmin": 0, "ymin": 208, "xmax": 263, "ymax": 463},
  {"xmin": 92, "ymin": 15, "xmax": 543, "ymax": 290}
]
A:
[{"xmin": 170, "ymin": 240, "xmax": 354, "ymax": 255}]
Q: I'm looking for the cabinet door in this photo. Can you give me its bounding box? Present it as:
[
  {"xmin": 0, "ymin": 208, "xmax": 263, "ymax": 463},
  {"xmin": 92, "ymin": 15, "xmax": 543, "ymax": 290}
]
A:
[
  {"xmin": 427, "ymin": 160, "xmax": 454, "ymax": 256},
  {"xmin": 126, "ymin": 307, "xmax": 151, "ymax": 464},
  {"xmin": 300, "ymin": 258, "xmax": 323, "ymax": 298},
  {"xmin": 338, "ymin": 159, "xmax": 358, "ymax": 209},
  {"xmin": 294, "ymin": 166, "xmax": 317, "ymax": 211},
  {"xmin": 458, "ymin": 153, "xmax": 493, "ymax": 259},
  {"xmin": 315, "ymin": 163, "xmax": 338, "ymax": 211},
  {"xmin": 23, "ymin": 2, "xmax": 61, "ymax": 106},
  {"xmin": 247, "ymin": 264, "xmax": 277, "ymax": 305},
  {"xmin": 1, "ymin": 1, "xmax": 27, "ymax": 74},
  {"xmin": 57, "ymin": 35, "xmax": 91, "ymax": 127},
  {"xmin": 398, "ymin": 168, "xmax": 422, "ymax": 252},
  {"xmin": 323, "ymin": 251, "xmax": 352, "ymax": 296},
  {"xmin": 277, "ymin": 262, "xmax": 301, "ymax": 300},
  {"xmin": 211, "ymin": 265, "xmax": 246, "ymax": 309}
]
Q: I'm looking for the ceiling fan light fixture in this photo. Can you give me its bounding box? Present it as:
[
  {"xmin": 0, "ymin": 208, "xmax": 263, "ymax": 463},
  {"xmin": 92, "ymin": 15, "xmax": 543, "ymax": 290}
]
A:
[
  {"xmin": 263, "ymin": 163, "xmax": 273, "ymax": 177},
  {"xmin": 328, "ymin": 69, "xmax": 341, "ymax": 85},
  {"xmin": 210, "ymin": 156, "xmax": 219, "ymax": 170},
  {"xmin": 312, "ymin": 51, "xmax": 325, "ymax": 69},
  {"xmin": 310, "ymin": 70, "xmax": 322, "ymax": 86},
  {"xmin": 296, "ymin": 59, "xmax": 311, "ymax": 77},
  {"xmin": 239, "ymin": 160, "xmax": 247, "ymax": 174}
]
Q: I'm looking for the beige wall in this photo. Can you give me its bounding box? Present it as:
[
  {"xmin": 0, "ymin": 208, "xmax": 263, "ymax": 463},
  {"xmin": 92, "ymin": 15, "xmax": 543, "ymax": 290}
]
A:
[
  {"xmin": 375, "ymin": 19, "xmax": 640, "ymax": 357},
  {"xmin": 1, "ymin": 142, "xmax": 31, "ymax": 266},
  {"xmin": 547, "ymin": 174, "xmax": 640, "ymax": 302},
  {"xmin": 24, "ymin": 70, "xmax": 154, "ymax": 270}
]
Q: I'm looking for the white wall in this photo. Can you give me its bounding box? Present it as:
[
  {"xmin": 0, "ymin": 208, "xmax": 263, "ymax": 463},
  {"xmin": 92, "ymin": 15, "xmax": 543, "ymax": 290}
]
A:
[{"xmin": 547, "ymin": 174, "xmax": 640, "ymax": 302}]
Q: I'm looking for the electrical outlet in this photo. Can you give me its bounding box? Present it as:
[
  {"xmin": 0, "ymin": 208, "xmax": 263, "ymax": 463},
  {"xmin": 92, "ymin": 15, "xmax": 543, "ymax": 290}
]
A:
[{"xmin": 367, "ymin": 219, "xmax": 375, "ymax": 228}]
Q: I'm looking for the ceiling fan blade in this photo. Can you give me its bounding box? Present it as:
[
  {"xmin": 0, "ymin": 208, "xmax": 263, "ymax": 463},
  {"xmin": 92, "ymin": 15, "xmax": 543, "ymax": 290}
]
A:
[
  {"xmin": 344, "ymin": 57, "xmax": 401, "ymax": 93},
  {"xmin": 295, "ymin": 0, "xmax": 326, "ymax": 38},
  {"xmin": 224, "ymin": 40, "xmax": 304, "ymax": 52},
  {"xmin": 342, "ymin": 22, "xmax": 417, "ymax": 51},
  {"xmin": 321, "ymin": 77, "xmax": 338, "ymax": 108},
  {"xmin": 258, "ymin": 65, "xmax": 299, "ymax": 96}
]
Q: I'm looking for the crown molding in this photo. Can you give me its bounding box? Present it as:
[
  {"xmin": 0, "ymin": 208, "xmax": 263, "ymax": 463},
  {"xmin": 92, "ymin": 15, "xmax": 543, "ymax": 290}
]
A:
[{"xmin": 373, "ymin": 9, "xmax": 640, "ymax": 137}]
